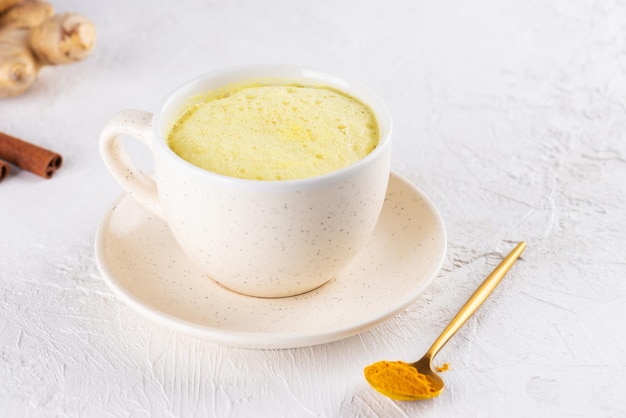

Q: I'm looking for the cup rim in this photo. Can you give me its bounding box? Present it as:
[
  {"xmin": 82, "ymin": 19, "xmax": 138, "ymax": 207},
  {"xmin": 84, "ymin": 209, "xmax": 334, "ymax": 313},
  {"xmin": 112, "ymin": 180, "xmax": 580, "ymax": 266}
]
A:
[{"xmin": 152, "ymin": 64, "xmax": 392, "ymax": 190}]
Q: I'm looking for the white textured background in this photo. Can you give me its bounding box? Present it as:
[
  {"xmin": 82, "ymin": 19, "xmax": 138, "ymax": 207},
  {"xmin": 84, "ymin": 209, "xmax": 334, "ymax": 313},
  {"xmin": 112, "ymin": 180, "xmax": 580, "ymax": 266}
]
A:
[{"xmin": 1, "ymin": 0, "xmax": 625, "ymax": 416}]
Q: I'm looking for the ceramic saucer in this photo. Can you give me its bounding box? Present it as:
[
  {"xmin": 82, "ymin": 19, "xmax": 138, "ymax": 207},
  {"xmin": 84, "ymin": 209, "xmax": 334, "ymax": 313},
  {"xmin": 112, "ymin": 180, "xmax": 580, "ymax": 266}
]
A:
[{"xmin": 94, "ymin": 172, "xmax": 447, "ymax": 349}]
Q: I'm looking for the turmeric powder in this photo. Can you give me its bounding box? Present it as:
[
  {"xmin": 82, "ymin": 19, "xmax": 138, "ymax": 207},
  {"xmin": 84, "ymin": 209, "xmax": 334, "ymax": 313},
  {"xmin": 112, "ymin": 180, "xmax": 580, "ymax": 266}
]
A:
[
  {"xmin": 436, "ymin": 363, "xmax": 449, "ymax": 372},
  {"xmin": 364, "ymin": 361, "xmax": 438, "ymax": 400}
]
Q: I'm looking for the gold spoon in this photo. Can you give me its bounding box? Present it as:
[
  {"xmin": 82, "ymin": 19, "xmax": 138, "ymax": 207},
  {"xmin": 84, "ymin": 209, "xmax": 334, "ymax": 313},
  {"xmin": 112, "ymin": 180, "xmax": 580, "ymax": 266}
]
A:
[{"xmin": 364, "ymin": 241, "xmax": 526, "ymax": 401}]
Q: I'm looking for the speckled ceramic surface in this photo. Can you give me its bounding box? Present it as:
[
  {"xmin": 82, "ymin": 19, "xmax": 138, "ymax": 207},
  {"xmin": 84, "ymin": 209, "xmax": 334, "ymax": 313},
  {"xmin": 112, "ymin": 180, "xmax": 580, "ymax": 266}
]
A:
[
  {"xmin": 94, "ymin": 172, "xmax": 446, "ymax": 349},
  {"xmin": 99, "ymin": 65, "xmax": 393, "ymax": 298}
]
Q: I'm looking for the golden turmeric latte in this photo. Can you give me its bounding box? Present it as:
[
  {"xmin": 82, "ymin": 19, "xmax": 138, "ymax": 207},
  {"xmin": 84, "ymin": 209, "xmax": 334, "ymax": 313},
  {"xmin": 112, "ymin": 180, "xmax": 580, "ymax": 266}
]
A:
[
  {"xmin": 167, "ymin": 83, "xmax": 379, "ymax": 181},
  {"xmin": 364, "ymin": 361, "xmax": 436, "ymax": 399}
]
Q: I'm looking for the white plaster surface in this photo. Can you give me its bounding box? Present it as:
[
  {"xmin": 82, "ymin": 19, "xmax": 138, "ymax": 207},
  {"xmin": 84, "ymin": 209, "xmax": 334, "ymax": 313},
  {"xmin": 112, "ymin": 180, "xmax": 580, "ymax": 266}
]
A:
[{"xmin": 1, "ymin": 0, "xmax": 625, "ymax": 416}]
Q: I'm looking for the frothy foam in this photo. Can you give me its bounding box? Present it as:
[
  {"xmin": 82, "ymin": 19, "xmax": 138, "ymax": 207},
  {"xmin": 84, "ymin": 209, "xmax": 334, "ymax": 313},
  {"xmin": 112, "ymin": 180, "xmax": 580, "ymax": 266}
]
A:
[{"xmin": 167, "ymin": 84, "xmax": 379, "ymax": 180}]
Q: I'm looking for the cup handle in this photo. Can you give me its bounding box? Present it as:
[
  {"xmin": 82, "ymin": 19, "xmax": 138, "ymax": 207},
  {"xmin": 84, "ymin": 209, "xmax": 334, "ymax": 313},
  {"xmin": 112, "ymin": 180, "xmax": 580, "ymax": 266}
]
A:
[{"xmin": 99, "ymin": 109, "xmax": 165, "ymax": 219}]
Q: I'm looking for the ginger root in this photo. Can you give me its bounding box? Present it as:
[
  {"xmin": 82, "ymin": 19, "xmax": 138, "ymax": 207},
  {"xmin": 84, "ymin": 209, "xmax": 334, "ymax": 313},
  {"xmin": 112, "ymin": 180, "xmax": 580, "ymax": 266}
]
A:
[{"xmin": 0, "ymin": 0, "xmax": 95, "ymax": 97}]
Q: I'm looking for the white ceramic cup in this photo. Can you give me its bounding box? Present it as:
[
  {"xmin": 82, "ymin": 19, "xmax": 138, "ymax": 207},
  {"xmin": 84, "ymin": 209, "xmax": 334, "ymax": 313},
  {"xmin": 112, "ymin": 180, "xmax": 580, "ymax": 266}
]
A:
[{"xmin": 99, "ymin": 64, "xmax": 392, "ymax": 298}]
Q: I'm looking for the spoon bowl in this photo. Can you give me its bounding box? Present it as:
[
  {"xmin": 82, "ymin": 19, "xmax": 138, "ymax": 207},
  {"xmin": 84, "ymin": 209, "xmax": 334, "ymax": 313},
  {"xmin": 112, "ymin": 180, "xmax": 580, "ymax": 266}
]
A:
[
  {"xmin": 409, "ymin": 357, "xmax": 444, "ymax": 399},
  {"xmin": 365, "ymin": 241, "xmax": 526, "ymax": 401}
]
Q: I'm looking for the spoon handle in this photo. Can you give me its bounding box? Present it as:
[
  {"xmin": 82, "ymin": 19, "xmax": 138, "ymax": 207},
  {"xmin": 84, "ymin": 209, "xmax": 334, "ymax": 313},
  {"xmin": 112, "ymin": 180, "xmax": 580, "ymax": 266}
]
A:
[{"xmin": 423, "ymin": 241, "xmax": 526, "ymax": 362}]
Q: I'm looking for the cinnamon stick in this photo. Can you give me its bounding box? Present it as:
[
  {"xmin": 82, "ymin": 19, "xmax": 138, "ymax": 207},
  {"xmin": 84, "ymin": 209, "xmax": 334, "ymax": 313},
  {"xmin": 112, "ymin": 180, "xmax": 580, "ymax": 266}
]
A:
[
  {"xmin": 0, "ymin": 159, "xmax": 9, "ymax": 182},
  {"xmin": 0, "ymin": 131, "xmax": 62, "ymax": 179}
]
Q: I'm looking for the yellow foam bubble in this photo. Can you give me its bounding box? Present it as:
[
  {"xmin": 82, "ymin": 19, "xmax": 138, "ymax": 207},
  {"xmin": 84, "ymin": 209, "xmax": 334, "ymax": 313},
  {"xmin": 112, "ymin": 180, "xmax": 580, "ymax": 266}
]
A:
[{"xmin": 167, "ymin": 84, "xmax": 379, "ymax": 180}]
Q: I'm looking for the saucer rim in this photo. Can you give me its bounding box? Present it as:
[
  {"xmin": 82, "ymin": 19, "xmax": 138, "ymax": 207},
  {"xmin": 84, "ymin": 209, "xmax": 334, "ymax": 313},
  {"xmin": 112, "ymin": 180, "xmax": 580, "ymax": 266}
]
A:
[{"xmin": 94, "ymin": 171, "xmax": 447, "ymax": 349}]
